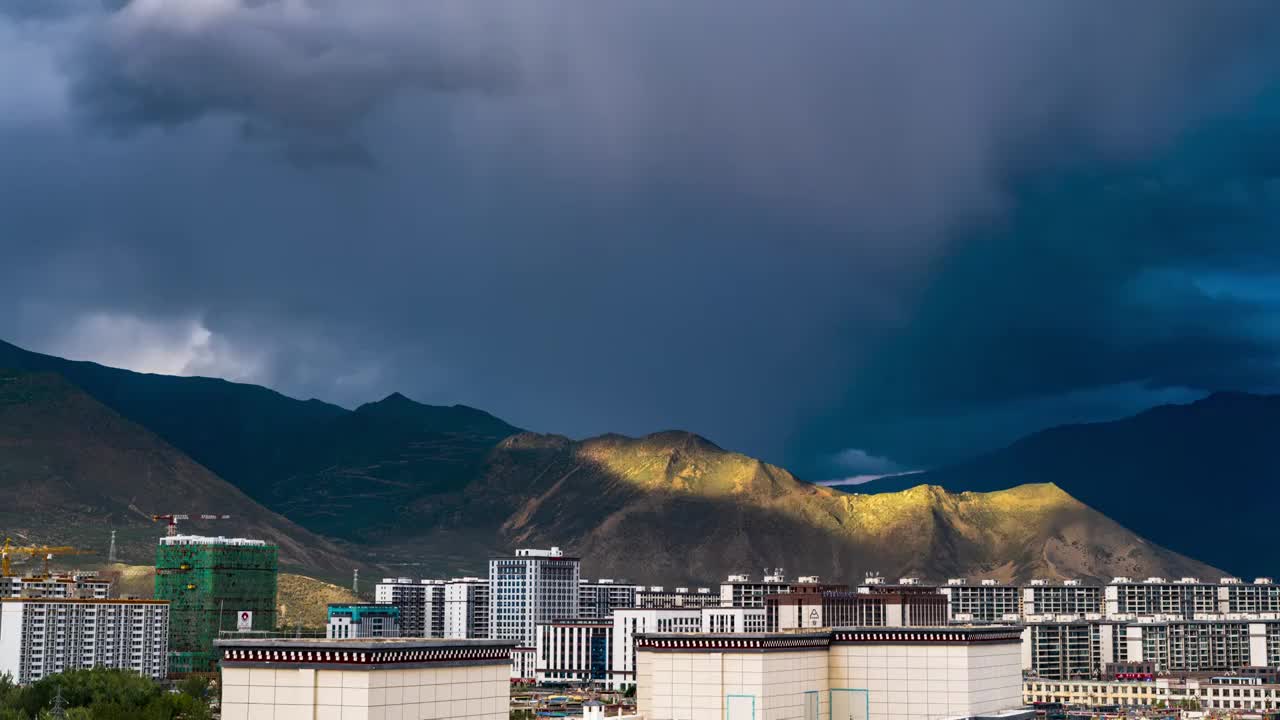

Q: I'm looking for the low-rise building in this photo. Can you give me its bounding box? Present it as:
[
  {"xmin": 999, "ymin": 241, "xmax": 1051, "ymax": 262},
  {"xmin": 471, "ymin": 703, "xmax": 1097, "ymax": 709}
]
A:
[
  {"xmin": 1024, "ymin": 673, "xmax": 1280, "ymax": 713},
  {"xmin": 636, "ymin": 627, "xmax": 1029, "ymax": 720},
  {"xmin": 511, "ymin": 646, "xmax": 537, "ymax": 683},
  {"xmin": 610, "ymin": 608, "xmax": 702, "ymax": 690},
  {"xmin": 701, "ymin": 607, "xmax": 767, "ymax": 633},
  {"xmin": 535, "ymin": 620, "xmax": 611, "ymax": 684},
  {"xmin": 216, "ymin": 637, "xmax": 516, "ymax": 720},
  {"xmin": 326, "ymin": 604, "xmax": 400, "ymax": 639},
  {"xmin": 0, "ymin": 598, "xmax": 169, "ymax": 684},
  {"xmin": 635, "ymin": 586, "xmax": 720, "ymax": 609}
]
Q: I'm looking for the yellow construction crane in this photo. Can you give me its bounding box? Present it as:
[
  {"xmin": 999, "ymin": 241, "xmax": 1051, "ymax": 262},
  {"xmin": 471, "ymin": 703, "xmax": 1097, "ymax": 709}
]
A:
[{"xmin": 0, "ymin": 538, "xmax": 84, "ymax": 578}]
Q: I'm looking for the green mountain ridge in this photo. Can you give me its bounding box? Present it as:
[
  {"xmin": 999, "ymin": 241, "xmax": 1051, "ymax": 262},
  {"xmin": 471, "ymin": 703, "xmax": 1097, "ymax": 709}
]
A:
[
  {"xmin": 0, "ymin": 369, "xmax": 371, "ymax": 583},
  {"xmin": 0, "ymin": 338, "xmax": 1223, "ymax": 584}
]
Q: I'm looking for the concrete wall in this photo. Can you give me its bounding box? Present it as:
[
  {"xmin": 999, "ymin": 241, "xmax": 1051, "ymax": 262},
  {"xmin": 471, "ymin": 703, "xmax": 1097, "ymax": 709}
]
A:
[
  {"xmin": 220, "ymin": 663, "xmax": 510, "ymax": 720},
  {"xmin": 638, "ymin": 640, "xmax": 1023, "ymax": 720},
  {"xmin": 637, "ymin": 649, "xmax": 828, "ymax": 720}
]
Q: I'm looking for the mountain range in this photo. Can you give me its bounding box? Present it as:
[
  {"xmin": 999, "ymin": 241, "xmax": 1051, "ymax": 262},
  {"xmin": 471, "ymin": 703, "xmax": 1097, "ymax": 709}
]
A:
[
  {"xmin": 0, "ymin": 338, "xmax": 1243, "ymax": 584},
  {"xmin": 0, "ymin": 368, "xmax": 366, "ymax": 579},
  {"xmin": 836, "ymin": 391, "xmax": 1279, "ymax": 578}
]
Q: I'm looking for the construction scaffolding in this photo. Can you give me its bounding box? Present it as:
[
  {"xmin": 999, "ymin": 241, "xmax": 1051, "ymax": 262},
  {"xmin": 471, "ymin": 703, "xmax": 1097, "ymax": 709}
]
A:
[{"xmin": 154, "ymin": 535, "xmax": 278, "ymax": 674}]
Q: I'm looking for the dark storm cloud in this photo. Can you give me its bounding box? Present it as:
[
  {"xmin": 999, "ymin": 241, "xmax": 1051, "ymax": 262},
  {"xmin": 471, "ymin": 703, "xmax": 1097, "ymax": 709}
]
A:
[
  {"xmin": 5, "ymin": 1, "xmax": 1280, "ymax": 477},
  {"xmin": 797, "ymin": 97, "xmax": 1280, "ymax": 469},
  {"xmin": 66, "ymin": 0, "xmax": 518, "ymax": 162}
]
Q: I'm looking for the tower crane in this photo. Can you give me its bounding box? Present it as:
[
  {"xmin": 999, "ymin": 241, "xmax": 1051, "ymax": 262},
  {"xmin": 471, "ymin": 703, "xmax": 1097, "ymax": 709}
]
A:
[
  {"xmin": 1, "ymin": 538, "xmax": 85, "ymax": 578},
  {"xmin": 151, "ymin": 513, "xmax": 232, "ymax": 537}
]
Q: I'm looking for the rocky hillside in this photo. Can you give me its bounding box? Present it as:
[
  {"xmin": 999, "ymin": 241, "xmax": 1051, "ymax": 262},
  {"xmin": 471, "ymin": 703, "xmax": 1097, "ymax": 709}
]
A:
[
  {"xmin": 839, "ymin": 391, "xmax": 1280, "ymax": 578},
  {"xmin": 0, "ymin": 370, "xmax": 369, "ymax": 582},
  {"xmin": 0, "ymin": 339, "xmax": 1224, "ymax": 584},
  {"xmin": 372, "ymin": 431, "xmax": 1219, "ymax": 584}
]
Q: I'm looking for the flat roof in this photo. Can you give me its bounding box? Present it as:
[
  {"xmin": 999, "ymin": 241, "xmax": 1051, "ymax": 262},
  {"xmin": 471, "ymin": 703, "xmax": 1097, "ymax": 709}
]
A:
[
  {"xmin": 0, "ymin": 598, "xmax": 167, "ymax": 605},
  {"xmin": 159, "ymin": 535, "xmax": 270, "ymax": 547},
  {"xmin": 215, "ymin": 637, "xmax": 516, "ymax": 650}
]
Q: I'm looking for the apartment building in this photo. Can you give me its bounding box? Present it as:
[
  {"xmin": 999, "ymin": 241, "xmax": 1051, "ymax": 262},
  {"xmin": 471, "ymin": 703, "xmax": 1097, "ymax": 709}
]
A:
[
  {"xmin": 0, "ymin": 573, "xmax": 112, "ymax": 600},
  {"xmin": 1021, "ymin": 617, "xmax": 1111, "ymax": 680},
  {"xmin": 375, "ymin": 577, "xmax": 446, "ymax": 638},
  {"xmin": 941, "ymin": 578, "xmax": 1020, "ymax": 622},
  {"xmin": 1025, "ymin": 674, "xmax": 1280, "ymax": 713},
  {"xmin": 1221, "ymin": 577, "xmax": 1280, "ymax": 613},
  {"xmin": 1021, "ymin": 579, "xmax": 1103, "ymax": 616},
  {"xmin": 719, "ymin": 572, "xmax": 792, "ymax": 608},
  {"xmin": 1022, "ymin": 612, "xmax": 1280, "ymax": 679},
  {"xmin": 0, "ymin": 598, "xmax": 169, "ymax": 684},
  {"xmin": 634, "ymin": 585, "xmax": 720, "ymax": 609},
  {"xmin": 577, "ymin": 579, "xmax": 636, "ymax": 620},
  {"xmin": 1104, "ymin": 576, "xmax": 1219, "ymax": 617},
  {"xmin": 444, "ymin": 577, "xmax": 490, "ymax": 639},
  {"xmin": 489, "ymin": 547, "xmax": 580, "ymax": 646}
]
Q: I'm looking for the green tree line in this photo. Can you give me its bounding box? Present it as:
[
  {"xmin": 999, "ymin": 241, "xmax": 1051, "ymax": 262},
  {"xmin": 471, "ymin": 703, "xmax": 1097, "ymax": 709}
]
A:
[{"xmin": 0, "ymin": 668, "xmax": 211, "ymax": 720}]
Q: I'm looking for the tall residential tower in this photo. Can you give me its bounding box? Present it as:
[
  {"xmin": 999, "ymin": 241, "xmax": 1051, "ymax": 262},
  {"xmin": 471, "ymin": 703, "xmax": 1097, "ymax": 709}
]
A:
[{"xmin": 489, "ymin": 547, "xmax": 579, "ymax": 646}]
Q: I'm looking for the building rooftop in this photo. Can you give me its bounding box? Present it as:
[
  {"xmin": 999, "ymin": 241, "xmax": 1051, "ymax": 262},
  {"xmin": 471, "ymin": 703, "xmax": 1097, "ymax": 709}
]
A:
[
  {"xmin": 216, "ymin": 637, "xmax": 516, "ymax": 650},
  {"xmin": 159, "ymin": 535, "xmax": 269, "ymax": 547},
  {"xmin": 0, "ymin": 597, "xmax": 167, "ymax": 605}
]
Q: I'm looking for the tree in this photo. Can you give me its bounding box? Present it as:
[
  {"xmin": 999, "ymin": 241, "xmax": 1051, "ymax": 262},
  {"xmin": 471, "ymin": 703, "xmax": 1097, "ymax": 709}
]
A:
[{"xmin": 0, "ymin": 669, "xmax": 212, "ymax": 720}]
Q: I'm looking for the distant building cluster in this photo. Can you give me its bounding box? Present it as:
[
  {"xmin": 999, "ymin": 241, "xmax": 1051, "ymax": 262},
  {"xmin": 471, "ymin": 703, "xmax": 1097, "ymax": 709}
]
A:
[{"xmin": 11, "ymin": 534, "xmax": 1280, "ymax": 718}]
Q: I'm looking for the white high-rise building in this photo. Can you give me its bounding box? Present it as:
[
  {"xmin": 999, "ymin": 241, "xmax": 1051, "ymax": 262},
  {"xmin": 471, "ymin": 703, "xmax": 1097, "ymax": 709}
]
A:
[
  {"xmin": 489, "ymin": 548, "xmax": 580, "ymax": 646},
  {"xmin": 374, "ymin": 578, "xmax": 445, "ymax": 637},
  {"xmin": 0, "ymin": 598, "xmax": 169, "ymax": 684},
  {"xmin": 445, "ymin": 577, "xmax": 491, "ymax": 639}
]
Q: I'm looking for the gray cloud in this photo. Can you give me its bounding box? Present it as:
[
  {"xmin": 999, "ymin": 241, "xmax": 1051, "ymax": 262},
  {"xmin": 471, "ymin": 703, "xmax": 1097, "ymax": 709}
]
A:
[{"xmin": 4, "ymin": 1, "xmax": 1280, "ymax": 475}]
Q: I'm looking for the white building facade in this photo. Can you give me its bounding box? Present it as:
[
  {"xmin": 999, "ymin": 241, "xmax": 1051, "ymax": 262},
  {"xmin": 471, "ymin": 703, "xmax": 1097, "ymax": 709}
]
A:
[
  {"xmin": 611, "ymin": 609, "xmax": 702, "ymax": 690},
  {"xmin": 535, "ymin": 621, "xmax": 612, "ymax": 684},
  {"xmin": 0, "ymin": 598, "xmax": 169, "ymax": 684},
  {"xmin": 636, "ymin": 627, "xmax": 1029, "ymax": 720},
  {"xmin": 0, "ymin": 574, "xmax": 112, "ymax": 600},
  {"xmin": 578, "ymin": 579, "xmax": 637, "ymax": 620},
  {"xmin": 375, "ymin": 578, "xmax": 446, "ymax": 638},
  {"xmin": 489, "ymin": 548, "xmax": 580, "ymax": 646},
  {"xmin": 941, "ymin": 579, "xmax": 1020, "ymax": 623},
  {"xmin": 445, "ymin": 577, "xmax": 491, "ymax": 639},
  {"xmin": 216, "ymin": 637, "xmax": 515, "ymax": 720}
]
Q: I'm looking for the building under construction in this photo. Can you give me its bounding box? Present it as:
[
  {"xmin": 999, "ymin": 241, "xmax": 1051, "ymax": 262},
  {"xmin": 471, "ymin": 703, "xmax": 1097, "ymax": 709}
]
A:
[{"xmin": 154, "ymin": 535, "xmax": 278, "ymax": 674}]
